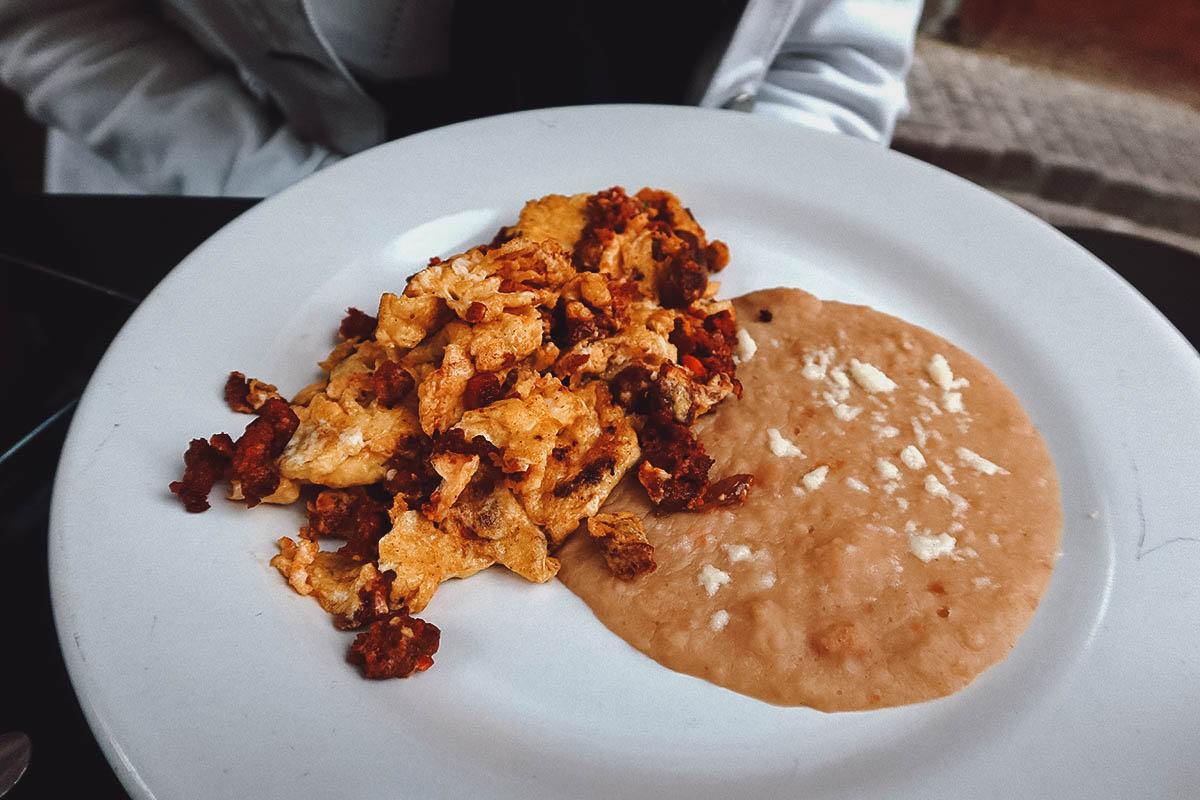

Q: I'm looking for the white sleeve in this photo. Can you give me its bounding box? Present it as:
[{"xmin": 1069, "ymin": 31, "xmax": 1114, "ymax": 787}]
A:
[
  {"xmin": 0, "ymin": 0, "xmax": 340, "ymax": 196},
  {"xmin": 753, "ymin": 0, "xmax": 922, "ymax": 144}
]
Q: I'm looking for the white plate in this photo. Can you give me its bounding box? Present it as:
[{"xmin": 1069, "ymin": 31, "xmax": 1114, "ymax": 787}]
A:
[{"xmin": 51, "ymin": 105, "xmax": 1200, "ymax": 799}]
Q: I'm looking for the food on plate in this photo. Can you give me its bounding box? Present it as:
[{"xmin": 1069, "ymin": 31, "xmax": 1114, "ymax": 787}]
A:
[
  {"xmin": 557, "ymin": 288, "xmax": 1063, "ymax": 710},
  {"xmin": 169, "ymin": 188, "xmax": 1062, "ymax": 708},
  {"xmin": 170, "ymin": 187, "xmax": 748, "ymax": 678}
]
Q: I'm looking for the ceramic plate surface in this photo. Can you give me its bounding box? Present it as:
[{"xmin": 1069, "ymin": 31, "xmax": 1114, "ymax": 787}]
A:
[{"xmin": 51, "ymin": 105, "xmax": 1200, "ymax": 799}]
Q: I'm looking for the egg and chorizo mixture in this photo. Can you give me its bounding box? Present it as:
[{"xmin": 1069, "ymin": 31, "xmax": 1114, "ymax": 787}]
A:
[{"xmin": 170, "ymin": 188, "xmax": 753, "ymax": 679}]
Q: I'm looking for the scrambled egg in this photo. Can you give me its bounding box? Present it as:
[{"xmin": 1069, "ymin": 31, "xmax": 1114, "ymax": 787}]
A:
[{"xmin": 179, "ymin": 187, "xmax": 744, "ymax": 668}]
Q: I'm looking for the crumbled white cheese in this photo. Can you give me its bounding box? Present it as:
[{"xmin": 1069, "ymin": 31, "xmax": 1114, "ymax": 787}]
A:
[
  {"xmin": 822, "ymin": 391, "xmax": 845, "ymax": 408},
  {"xmin": 908, "ymin": 532, "xmax": 957, "ymax": 562},
  {"xmin": 845, "ymin": 477, "xmax": 870, "ymax": 493},
  {"xmin": 450, "ymin": 257, "xmax": 470, "ymax": 276},
  {"xmin": 924, "ymin": 474, "xmax": 950, "ymax": 498},
  {"xmin": 911, "ymin": 417, "xmax": 928, "ymax": 447},
  {"xmin": 833, "ymin": 403, "xmax": 863, "ymax": 421},
  {"xmin": 829, "ymin": 367, "xmax": 851, "ymax": 389},
  {"xmin": 927, "ymin": 354, "xmax": 954, "ymax": 391},
  {"xmin": 876, "ymin": 425, "xmax": 900, "ymax": 439},
  {"xmin": 924, "ymin": 475, "xmax": 970, "ymax": 516},
  {"xmin": 734, "ymin": 328, "xmax": 758, "ymax": 363},
  {"xmin": 915, "ymin": 395, "xmax": 943, "ymax": 416},
  {"xmin": 724, "ymin": 544, "xmax": 752, "ymax": 563},
  {"xmin": 876, "ymin": 458, "xmax": 901, "ymax": 480},
  {"xmin": 936, "ymin": 459, "xmax": 957, "ymax": 484},
  {"xmin": 895, "ymin": 497, "xmax": 909, "ymax": 510},
  {"xmin": 956, "ymin": 446, "xmax": 1008, "ymax": 475},
  {"xmin": 767, "ymin": 428, "xmax": 805, "ymax": 458},
  {"xmin": 790, "ymin": 485, "xmax": 805, "ymax": 496},
  {"xmin": 972, "ymin": 576, "xmax": 994, "ymax": 589},
  {"xmin": 802, "ymin": 465, "xmax": 829, "ymax": 491},
  {"xmin": 926, "ymin": 355, "xmax": 969, "ymax": 412},
  {"xmin": 801, "ymin": 348, "xmax": 833, "ymax": 380},
  {"xmin": 759, "ymin": 572, "xmax": 777, "ymax": 589},
  {"xmin": 900, "ymin": 445, "xmax": 926, "ymax": 469},
  {"xmin": 848, "ymin": 359, "xmax": 897, "ymax": 393},
  {"xmin": 710, "ymin": 610, "xmax": 730, "ymax": 632},
  {"xmin": 698, "ymin": 564, "xmax": 731, "ymax": 596}
]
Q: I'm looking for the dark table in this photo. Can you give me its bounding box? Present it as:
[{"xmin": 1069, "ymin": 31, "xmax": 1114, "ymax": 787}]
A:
[{"xmin": 2, "ymin": 194, "xmax": 1197, "ymax": 799}]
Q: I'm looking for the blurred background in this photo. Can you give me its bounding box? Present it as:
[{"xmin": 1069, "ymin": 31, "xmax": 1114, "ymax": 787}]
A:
[
  {"xmin": 898, "ymin": 0, "xmax": 1200, "ymax": 256},
  {"xmin": 1, "ymin": 0, "xmax": 1198, "ymax": 254}
]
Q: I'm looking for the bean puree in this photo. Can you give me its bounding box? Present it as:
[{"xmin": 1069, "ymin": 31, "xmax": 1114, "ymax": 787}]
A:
[{"xmin": 557, "ymin": 288, "xmax": 1062, "ymax": 710}]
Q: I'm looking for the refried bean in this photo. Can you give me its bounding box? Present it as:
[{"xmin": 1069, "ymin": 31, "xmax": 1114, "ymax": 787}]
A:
[{"xmin": 557, "ymin": 288, "xmax": 1062, "ymax": 711}]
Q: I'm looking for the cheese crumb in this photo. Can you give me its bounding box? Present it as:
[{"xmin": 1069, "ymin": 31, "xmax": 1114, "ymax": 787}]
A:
[
  {"xmin": 924, "ymin": 474, "xmax": 951, "ymax": 498},
  {"xmin": 845, "ymin": 477, "xmax": 870, "ymax": 493},
  {"xmin": 802, "ymin": 465, "xmax": 829, "ymax": 491},
  {"xmin": 927, "ymin": 354, "xmax": 954, "ymax": 390},
  {"xmin": 876, "ymin": 458, "xmax": 901, "ymax": 480},
  {"xmin": 734, "ymin": 328, "xmax": 758, "ymax": 363},
  {"xmin": 800, "ymin": 348, "xmax": 833, "ymax": 380},
  {"xmin": 972, "ymin": 576, "xmax": 994, "ymax": 589},
  {"xmin": 759, "ymin": 572, "xmax": 777, "ymax": 589},
  {"xmin": 767, "ymin": 428, "xmax": 805, "ymax": 458},
  {"xmin": 900, "ymin": 445, "xmax": 926, "ymax": 469},
  {"xmin": 698, "ymin": 564, "xmax": 731, "ymax": 596},
  {"xmin": 915, "ymin": 395, "xmax": 943, "ymax": 416},
  {"xmin": 829, "ymin": 367, "xmax": 851, "ymax": 388},
  {"xmin": 848, "ymin": 359, "xmax": 897, "ymax": 393},
  {"xmin": 956, "ymin": 446, "xmax": 1008, "ymax": 475},
  {"xmin": 876, "ymin": 425, "xmax": 900, "ymax": 439},
  {"xmin": 790, "ymin": 485, "xmax": 804, "ymax": 496},
  {"xmin": 926, "ymin": 354, "xmax": 969, "ymax": 412},
  {"xmin": 911, "ymin": 417, "xmax": 928, "ymax": 447},
  {"xmin": 924, "ymin": 475, "xmax": 970, "ymax": 516},
  {"xmin": 833, "ymin": 403, "xmax": 862, "ymax": 421},
  {"xmin": 710, "ymin": 610, "xmax": 730, "ymax": 632},
  {"xmin": 724, "ymin": 544, "xmax": 752, "ymax": 563},
  {"xmin": 908, "ymin": 532, "xmax": 957, "ymax": 562}
]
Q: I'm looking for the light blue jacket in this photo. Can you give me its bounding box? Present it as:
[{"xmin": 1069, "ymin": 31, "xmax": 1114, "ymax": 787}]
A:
[{"xmin": 0, "ymin": 0, "xmax": 921, "ymax": 195}]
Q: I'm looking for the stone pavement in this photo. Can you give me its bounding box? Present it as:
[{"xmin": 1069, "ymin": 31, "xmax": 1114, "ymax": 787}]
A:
[{"xmin": 893, "ymin": 38, "xmax": 1200, "ymax": 254}]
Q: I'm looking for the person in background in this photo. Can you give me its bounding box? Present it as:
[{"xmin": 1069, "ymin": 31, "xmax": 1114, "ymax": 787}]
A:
[{"xmin": 0, "ymin": 0, "xmax": 922, "ymax": 196}]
